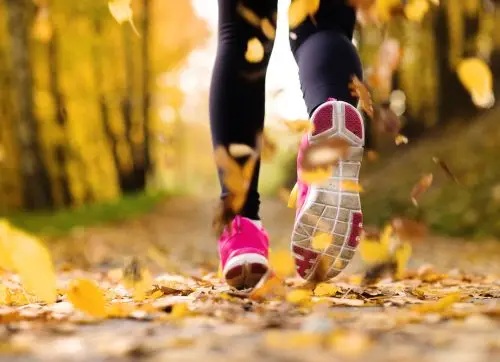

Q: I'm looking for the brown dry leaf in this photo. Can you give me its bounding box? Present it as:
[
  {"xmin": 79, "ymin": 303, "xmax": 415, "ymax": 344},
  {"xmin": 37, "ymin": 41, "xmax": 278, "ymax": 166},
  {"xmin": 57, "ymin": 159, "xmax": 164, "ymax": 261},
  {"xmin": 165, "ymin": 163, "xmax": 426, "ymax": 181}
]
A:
[
  {"xmin": 245, "ymin": 38, "xmax": 264, "ymax": 63},
  {"xmin": 67, "ymin": 279, "xmax": 107, "ymax": 318},
  {"xmin": 236, "ymin": 2, "xmax": 261, "ymax": 27},
  {"xmin": 366, "ymin": 150, "xmax": 379, "ymax": 162},
  {"xmin": 122, "ymin": 257, "xmax": 153, "ymax": 302},
  {"xmin": 341, "ymin": 180, "xmax": 365, "ymax": 193},
  {"xmin": 348, "ymin": 0, "xmax": 376, "ymax": 11},
  {"xmin": 349, "ymin": 76, "xmax": 374, "ymax": 118},
  {"xmin": 391, "ymin": 217, "xmax": 428, "ymax": 242},
  {"xmin": 282, "ymin": 119, "xmax": 313, "ymax": 134},
  {"xmin": 300, "ymin": 137, "xmax": 350, "ymax": 171},
  {"xmin": 250, "ymin": 271, "xmax": 286, "ymax": 301},
  {"xmin": 395, "ymin": 134, "xmax": 409, "ymax": 145},
  {"xmin": 311, "ymin": 232, "xmax": 332, "ymax": 250},
  {"xmin": 288, "ymin": 0, "xmax": 321, "ymax": 29},
  {"xmin": 261, "ymin": 18, "xmax": 276, "ymax": 40},
  {"xmin": 212, "ymin": 198, "xmax": 236, "ymax": 237},
  {"xmin": 433, "ymin": 157, "xmax": 460, "ymax": 184},
  {"xmin": 214, "ymin": 146, "xmax": 257, "ymax": 213},
  {"xmin": 410, "ymin": 173, "xmax": 434, "ymax": 207}
]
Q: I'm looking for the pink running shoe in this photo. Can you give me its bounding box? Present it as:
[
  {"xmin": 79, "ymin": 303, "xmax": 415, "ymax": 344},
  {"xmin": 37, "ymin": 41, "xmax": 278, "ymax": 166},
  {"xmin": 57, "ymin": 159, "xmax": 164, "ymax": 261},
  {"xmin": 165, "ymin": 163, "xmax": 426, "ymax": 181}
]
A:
[
  {"xmin": 218, "ymin": 216, "xmax": 269, "ymax": 289},
  {"xmin": 291, "ymin": 99, "xmax": 365, "ymax": 281}
]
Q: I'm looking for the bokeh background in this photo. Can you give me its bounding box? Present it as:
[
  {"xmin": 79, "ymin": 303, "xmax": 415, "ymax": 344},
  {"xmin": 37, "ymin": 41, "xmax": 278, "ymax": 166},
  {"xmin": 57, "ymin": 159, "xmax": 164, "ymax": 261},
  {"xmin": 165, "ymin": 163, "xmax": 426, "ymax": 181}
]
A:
[{"xmin": 1, "ymin": 0, "xmax": 500, "ymax": 242}]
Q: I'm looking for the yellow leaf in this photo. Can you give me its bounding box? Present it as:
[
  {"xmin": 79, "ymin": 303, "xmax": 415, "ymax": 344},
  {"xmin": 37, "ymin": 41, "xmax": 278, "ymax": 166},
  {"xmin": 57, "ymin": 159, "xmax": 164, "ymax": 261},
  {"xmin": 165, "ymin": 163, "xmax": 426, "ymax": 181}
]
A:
[
  {"xmin": 250, "ymin": 272, "xmax": 287, "ymax": 301},
  {"xmin": 311, "ymin": 232, "xmax": 332, "ymax": 250},
  {"xmin": 261, "ymin": 18, "xmax": 276, "ymax": 40},
  {"xmin": 313, "ymin": 283, "xmax": 339, "ymax": 297},
  {"xmin": 236, "ymin": 3, "xmax": 261, "ymax": 27},
  {"xmin": 340, "ymin": 180, "xmax": 364, "ymax": 193},
  {"xmin": 289, "ymin": 0, "xmax": 320, "ymax": 29},
  {"xmin": 67, "ymin": 279, "xmax": 107, "ymax": 318},
  {"xmin": 329, "ymin": 330, "xmax": 372, "ymax": 357},
  {"xmin": 106, "ymin": 302, "xmax": 135, "ymax": 318},
  {"xmin": 288, "ymin": 183, "xmax": 298, "ymax": 209},
  {"xmin": 122, "ymin": 258, "xmax": 153, "ymax": 302},
  {"xmin": 265, "ymin": 330, "xmax": 323, "ymax": 349},
  {"xmin": 380, "ymin": 225, "xmax": 394, "ymax": 248},
  {"xmin": 270, "ymin": 250, "xmax": 296, "ymax": 278},
  {"xmin": 0, "ymin": 221, "xmax": 57, "ymax": 304},
  {"xmin": 286, "ymin": 289, "xmax": 312, "ymax": 305},
  {"xmin": 404, "ymin": 0, "xmax": 430, "ymax": 22},
  {"xmin": 171, "ymin": 303, "xmax": 190, "ymax": 319},
  {"xmin": 359, "ymin": 238, "xmax": 390, "ymax": 265},
  {"xmin": 412, "ymin": 293, "xmax": 462, "ymax": 313},
  {"xmin": 457, "ymin": 58, "xmax": 495, "ymax": 108},
  {"xmin": 375, "ymin": 0, "xmax": 402, "ymax": 23},
  {"xmin": 298, "ymin": 167, "xmax": 333, "ymax": 185},
  {"xmin": 282, "ymin": 120, "xmax": 313, "ymax": 134},
  {"xmin": 108, "ymin": 0, "xmax": 140, "ymax": 35},
  {"xmin": 108, "ymin": 0, "xmax": 132, "ymax": 24},
  {"xmin": 394, "ymin": 242, "xmax": 412, "ymax": 279},
  {"xmin": 245, "ymin": 38, "xmax": 264, "ymax": 63},
  {"xmin": 395, "ymin": 134, "xmax": 409, "ymax": 145}
]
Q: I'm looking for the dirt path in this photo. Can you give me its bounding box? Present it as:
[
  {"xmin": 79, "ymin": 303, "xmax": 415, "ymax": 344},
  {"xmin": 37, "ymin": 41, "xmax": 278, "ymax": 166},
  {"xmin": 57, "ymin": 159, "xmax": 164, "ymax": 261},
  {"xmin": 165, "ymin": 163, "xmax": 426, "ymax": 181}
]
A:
[{"xmin": 4, "ymin": 197, "xmax": 500, "ymax": 362}]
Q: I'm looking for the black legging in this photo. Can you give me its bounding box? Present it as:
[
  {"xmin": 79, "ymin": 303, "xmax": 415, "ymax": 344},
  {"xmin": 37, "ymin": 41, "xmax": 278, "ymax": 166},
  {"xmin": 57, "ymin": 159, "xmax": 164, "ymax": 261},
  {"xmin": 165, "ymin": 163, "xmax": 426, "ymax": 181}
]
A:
[{"xmin": 210, "ymin": 0, "xmax": 362, "ymax": 220}]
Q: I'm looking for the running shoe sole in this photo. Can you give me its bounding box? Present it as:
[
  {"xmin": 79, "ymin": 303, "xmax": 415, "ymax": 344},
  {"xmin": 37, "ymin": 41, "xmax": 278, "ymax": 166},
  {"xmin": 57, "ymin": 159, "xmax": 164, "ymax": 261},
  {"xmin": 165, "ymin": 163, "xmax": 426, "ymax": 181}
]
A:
[
  {"xmin": 223, "ymin": 253, "xmax": 269, "ymax": 289},
  {"xmin": 291, "ymin": 100, "xmax": 365, "ymax": 281}
]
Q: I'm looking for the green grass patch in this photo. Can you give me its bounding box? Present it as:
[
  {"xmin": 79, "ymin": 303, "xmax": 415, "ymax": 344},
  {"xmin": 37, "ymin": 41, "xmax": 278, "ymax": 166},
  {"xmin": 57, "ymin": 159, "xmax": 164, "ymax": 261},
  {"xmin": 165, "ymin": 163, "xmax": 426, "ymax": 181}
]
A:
[{"xmin": 3, "ymin": 191, "xmax": 167, "ymax": 236}]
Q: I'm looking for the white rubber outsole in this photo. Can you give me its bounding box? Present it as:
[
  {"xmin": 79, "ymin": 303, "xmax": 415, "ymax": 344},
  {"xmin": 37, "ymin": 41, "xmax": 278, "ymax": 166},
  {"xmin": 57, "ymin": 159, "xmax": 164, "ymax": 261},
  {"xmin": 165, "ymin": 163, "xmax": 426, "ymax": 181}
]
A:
[{"xmin": 291, "ymin": 100, "xmax": 365, "ymax": 281}]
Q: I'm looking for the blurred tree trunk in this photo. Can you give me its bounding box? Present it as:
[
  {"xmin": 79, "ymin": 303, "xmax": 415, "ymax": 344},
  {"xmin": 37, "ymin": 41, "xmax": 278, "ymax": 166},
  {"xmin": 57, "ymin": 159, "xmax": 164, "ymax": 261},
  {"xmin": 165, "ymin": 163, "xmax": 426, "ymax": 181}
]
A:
[
  {"xmin": 120, "ymin": 26, "xmax": 146, "ymax": 192},
  {"xmin": 5, "ymin": 0, "xmax": 53, "ymax": 210},
  {"xmin": 141, "ymin": 0, "xmax": 151, "ymax": 183},
  {"xmin": 47, "ymin": 25, "xmax": 72, "ymax": 206}
]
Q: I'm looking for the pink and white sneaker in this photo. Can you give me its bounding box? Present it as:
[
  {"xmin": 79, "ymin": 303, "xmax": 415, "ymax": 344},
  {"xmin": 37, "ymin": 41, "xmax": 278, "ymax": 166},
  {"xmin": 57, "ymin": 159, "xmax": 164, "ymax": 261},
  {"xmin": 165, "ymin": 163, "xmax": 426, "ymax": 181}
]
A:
[
  {"xmin": 291, "ymin": 99, "xmax": 365, "ymax": 281},
  {"xmin": 218, "ymin": 216, "xmax": 269, "ymax": 289}
]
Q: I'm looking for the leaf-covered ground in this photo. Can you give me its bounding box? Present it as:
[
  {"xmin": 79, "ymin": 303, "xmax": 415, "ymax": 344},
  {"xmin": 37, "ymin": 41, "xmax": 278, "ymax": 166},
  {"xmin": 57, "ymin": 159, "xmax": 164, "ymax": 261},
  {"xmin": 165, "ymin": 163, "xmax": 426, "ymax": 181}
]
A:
[{"xmin": 2, "ymin": 197, "xmax": 500, "ymax": 362}]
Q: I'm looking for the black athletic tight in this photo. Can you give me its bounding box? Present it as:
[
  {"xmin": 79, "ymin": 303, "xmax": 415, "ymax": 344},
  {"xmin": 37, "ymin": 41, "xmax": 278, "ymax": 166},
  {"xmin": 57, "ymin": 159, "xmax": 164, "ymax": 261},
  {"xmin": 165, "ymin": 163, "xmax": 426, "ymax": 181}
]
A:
[{"xmin": 210, "ymin": 0, "xmax": 362, "ymax": 220}]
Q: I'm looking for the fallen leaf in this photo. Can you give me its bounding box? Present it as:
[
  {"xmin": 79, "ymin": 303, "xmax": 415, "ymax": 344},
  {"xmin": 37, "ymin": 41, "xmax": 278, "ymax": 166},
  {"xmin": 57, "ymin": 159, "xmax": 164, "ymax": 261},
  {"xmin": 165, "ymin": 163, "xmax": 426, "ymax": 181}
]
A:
[
  {"xmin": 300, "ymin": 137, "xmax": 350, "ymax": 171},
  {"xmin": 108, "ymin": 0, "xmax": 139, "ymax": 35},
  {"xmin": 349, "ymin": 76, "xmax": 374, "ymax": 117},
  {"xmin": 282, "ymin": 120, "xmax": 313, "ymax": 134},
  {"xmin": 288, "ymin": 183, "xmax": 298, "ymax": 209},
  {"xmin": 67, "ymin": 279, "xmax": 107, "ymax": 318},
  {"xmin": 457, "ymin": 58, "xmax": 495, "ymax": 108},
  {"xmin": 314, "ymin": 283, "xmax": 339, "ymax": 297},
  {"xmin": 288, "ymin": 0, "xmax": 320, "ymax": 28},
  {"xmin": 236, "ymin": 2, "xmax": 261, "ymax": 27},
  {"xmin": 412, "ymin": 293, "xmax": 463, "ymax": 313},
  {"xmin": 433, "ymin": 157, "xmax": 460, "ymax": 184},
  {"xmin": 261, "ymin": 18, "xmax": 276, "ymax": 40},
  {"xmin": 395, "ymin": 134, "xmax": 409, "ymax": 145},
  {"xmin": 245, "ymin": 38, "xmax": 264, "ymax": 63},
  {"xmin": 329, "ymin": 330, "xmax": 372, "ymax": 357},
  {"xmin": 311, "ymin": 232, "xmax": 332, "ymax": 250},
  {"xmin": 250, "ymin": 271, "xmax": 286, "ymax": 301},
  {"xmin": 122, "ymin": 258, "xmax": 153, "ymax": 302},
  {"xmin": 270, "ymin": 250, "xmax": 296, "ymax": 279},
  {"xmin": 0, "ymin": 221, "xmax": 57, "ymax": 304},
  {"xmin": 286, "ymin": 289, "xmax": 312, "ymax": 305},
  {"xmin": 228, "ymin": 144, "xmax": 255, "ymax": 158},
  {"xmin": 341, "ymin": 180, "xmax": 365, "ymax": 193},
  {"xmin": 410, "ymin": 173, "xmax": 433, "ymax": 206}
]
